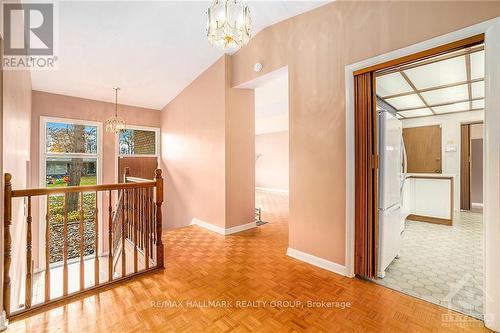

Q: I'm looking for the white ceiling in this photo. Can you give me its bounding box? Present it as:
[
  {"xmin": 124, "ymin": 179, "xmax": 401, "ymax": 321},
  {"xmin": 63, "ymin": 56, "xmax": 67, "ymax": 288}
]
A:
[
  {"xmin": 30, "ymin": 1, "xmax": 327, "ymax": 110},
  {"xmin": 376, "ymin": 47, "xmax": 485, "ymax": 119}
]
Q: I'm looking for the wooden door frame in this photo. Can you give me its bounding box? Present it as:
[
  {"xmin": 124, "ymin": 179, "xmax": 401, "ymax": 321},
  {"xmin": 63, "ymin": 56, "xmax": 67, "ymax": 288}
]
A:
[
  {"xmin": 347, "ymin": 34, "xmax": 485, "ymax": 279},
  {"xmin": 345, "ymin": 18, "xmax": 500, "ymax": 331},
  {"xmin": 460, "ymin": 121, "xmax": 484, "ymax": 211}
]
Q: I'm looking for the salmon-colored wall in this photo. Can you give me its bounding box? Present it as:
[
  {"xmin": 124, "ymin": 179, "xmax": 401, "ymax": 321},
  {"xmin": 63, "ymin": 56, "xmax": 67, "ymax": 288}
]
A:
[
  {"xmin": 161, "ymin": 57, "xmax": 227, "ymax": 229},
  {"xmin": 30, "ymin": 91, "xmax": 160, "ymax": 268},
  {"xmin": 160, "ymin": 56, "xmax": 255, "ymax": 230},
  {"xmin": 231, "ymin": 1, "xmax": 500, "ymax": 264},
  {"xmin": 224, "ymin": 56, "xmax": 255, "ymax": 228},
  {"xmin": 3, "ymin": 67, "xmax": 32, "ymax": 312}
]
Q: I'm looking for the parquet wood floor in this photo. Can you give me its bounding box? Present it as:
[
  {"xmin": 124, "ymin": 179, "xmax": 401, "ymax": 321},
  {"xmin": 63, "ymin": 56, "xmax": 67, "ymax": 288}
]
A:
[{"xmin": 7, "ymin": 191, "xmax": 490, "ymax": 332}]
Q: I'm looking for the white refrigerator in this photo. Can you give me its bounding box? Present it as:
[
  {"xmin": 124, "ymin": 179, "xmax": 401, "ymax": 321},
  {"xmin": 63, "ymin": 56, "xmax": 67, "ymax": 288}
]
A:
[{"xmin": 377, "ymin": 112, "xmax": 403, "ymax": 278}]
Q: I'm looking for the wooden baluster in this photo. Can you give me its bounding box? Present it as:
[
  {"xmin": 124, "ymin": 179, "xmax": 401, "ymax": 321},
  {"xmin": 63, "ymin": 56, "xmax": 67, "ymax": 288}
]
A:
[
  {"xmin": 79, "ymin": 192, "xmax": 84, "ymax": 290},
  {"xmin": 151, "ymin": 189, "xmax": 155, "ymax": 259},
  {"xmin": 140, "ymin": 189, "xmax": 143, "ymax": 250},
  {"xmin": 94, "ymin": 191, "xmax": 99, "ymax": 286},
  {"xmin": 144, "ymin": 188, "xmax": 150, "ymax": 270},
  {"xmin": 63, "ymin": 193, "xmax": 68, "ymax": 296},
  {"xmin": 155, "ymin": 170, "xmax": 164, "ymax": 268},
  {"xmin": 121, "ymin": 189, "xmax": 127, "ymax": 277},
  {"xmin": 133, "ymin": 189, "xmax": 138, "ymax": 273},
  {"xmin": 25, "ymin": 196, "xmax": 32, "ymax": 308},
  {"xmin": 108, "ymin": 191, "xmax": 113, "ymax": 281},
  {"xmin": 3, "ymin": 174, "xmax": 12, "ymax": 318},
  {"xmin": 45, "ymin": 195, "xmax": 51, "ymax": 302},
  {"xmin": 143, "ymin": 188, "xmax": 146, "ymax": 252}
]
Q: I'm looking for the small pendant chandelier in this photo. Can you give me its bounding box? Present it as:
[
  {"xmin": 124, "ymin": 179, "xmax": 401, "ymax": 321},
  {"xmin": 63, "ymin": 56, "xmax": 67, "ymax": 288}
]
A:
[
  {"xmin": 105, "ymin": 87, "xmax": 126, "ymax": 133},
  {"xmin": 206, "ymin": 0, "xmax": 251, "ymax": 52}
]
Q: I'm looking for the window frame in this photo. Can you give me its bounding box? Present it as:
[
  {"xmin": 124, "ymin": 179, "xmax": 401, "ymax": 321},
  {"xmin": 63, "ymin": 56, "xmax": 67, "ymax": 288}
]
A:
[
  {"xmin": 116, "ymin": 125, "xmax": 160, "ymax": 158},
  {"xmin": 39, "ymin": 116, "xmax": 104, "ymax": 269},
  {"xmin": 40, "ymin": 116, "xmax": 103, "ymax": 188}
]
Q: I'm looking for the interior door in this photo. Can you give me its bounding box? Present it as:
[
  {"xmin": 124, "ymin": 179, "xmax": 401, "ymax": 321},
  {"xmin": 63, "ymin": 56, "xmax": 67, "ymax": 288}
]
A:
[
  {"xmin": 118, "ymin": 157, "xmax": 158, "ymax": 182},
  {"xmin": 460, "ymin": 124, "xmax": 471, "ymax": 210},
  {"xmin": 402, "ymin": 125, "xmax": 442, "ymax": 173}
]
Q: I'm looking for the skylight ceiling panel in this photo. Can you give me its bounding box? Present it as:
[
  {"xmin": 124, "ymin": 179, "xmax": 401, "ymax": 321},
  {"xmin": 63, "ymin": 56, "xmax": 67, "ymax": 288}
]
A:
[
  {"xmin": 472, "ymin": 81, "xmax": 485, "ymax": 98},
  {"xmin": 403, "ymin": 56, "xmax": 467, "ymax": 90},
  {"xmin": 432, "ymin": 101, "xmax": 470, "ymax": 114},
  {"xmin": 472, "ymin": 99, "xmax": 484, "ymax": 109},
  {"xmin": 420, "ymin": 84, "xmax": 468, "ymax": 105},
  {"xmin": 398, "ymin": 108, "xmax": 433, "ymax": 118},
  {"xmin": 376, "ymin": 73, "xmax": 413, "ymax": 97},
  {"xmin": 384, "ymin": 94, "xmax": 425, "ymax": 110},
  {"xmin": 470, "ymin": 50, "xmax": 485, "ymax": 80}
]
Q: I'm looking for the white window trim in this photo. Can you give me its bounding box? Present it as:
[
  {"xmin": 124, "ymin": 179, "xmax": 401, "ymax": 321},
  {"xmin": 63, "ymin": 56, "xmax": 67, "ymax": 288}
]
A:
[
  {"xmin": 114, "ymin": 125, "xmax": 160, "ymax": 182},
  {"xmin": 38, "ymin": 116, "xmax": 104, "ymax": 272}
]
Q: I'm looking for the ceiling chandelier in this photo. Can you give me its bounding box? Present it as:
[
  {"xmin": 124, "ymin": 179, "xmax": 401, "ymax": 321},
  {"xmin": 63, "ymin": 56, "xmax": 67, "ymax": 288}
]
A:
[
  {"xmin": 207, "ymin": 0, "xmax": 251, "ymax": 52},
  {"xmin": 105, "ymin": 87, "xmax": 126, "ymax": 133}
]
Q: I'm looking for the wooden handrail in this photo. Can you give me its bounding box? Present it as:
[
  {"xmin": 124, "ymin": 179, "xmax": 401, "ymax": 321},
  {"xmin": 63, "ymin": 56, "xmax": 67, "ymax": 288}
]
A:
[
  {"xmin": 3, "ymin": 169, "xmax": 164, "ymax": 320},
  {"xmin": 11, "ymin": 181, "xmax": 156, "ymax": 198}
]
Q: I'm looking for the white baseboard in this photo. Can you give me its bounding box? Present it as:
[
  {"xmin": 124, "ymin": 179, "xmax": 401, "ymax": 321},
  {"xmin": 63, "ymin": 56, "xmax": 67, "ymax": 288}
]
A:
[
  {"xmin": 190, "ymin": 219, "xmax": 257, "ymax": 236},
  {"xmin": 471, "ymin": 202, "xmax": 484, "ymax": 208},
  {"xmin": 286, "ymin": 247, "xmax": 346, "ymax": 276},
  {"xmin": 255, "ymin": 187, "xmax": 289, "ymax": 194},
  {"xmin": 0, "ymin": 310, "xmax": 7, "ymax": 331}
]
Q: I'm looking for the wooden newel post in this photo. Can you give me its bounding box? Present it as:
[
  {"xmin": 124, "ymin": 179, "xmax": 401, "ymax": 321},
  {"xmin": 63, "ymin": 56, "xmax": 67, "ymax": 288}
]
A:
[
  {"xmin": 154, "ymin": 169, "xmax": 164, "ymax": 269},
  {"xmin": 3, "ymin": 174, "xmax": 12, "ymax": 318},
  {"xmin": 123, "ymin": 167, "xmax": 130, "ymax": 183}
]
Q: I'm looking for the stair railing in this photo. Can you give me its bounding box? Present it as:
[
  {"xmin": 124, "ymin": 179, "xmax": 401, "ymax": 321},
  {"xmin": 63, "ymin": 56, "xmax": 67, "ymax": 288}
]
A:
[{"xmin": 2, "ymin": 169, "xmax": 164, "ymax": 320}]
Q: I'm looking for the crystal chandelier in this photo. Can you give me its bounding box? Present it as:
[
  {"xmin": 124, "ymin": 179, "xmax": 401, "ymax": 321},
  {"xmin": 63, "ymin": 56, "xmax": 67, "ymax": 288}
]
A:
[
  {"xmin": 207, "ymin": 0, "xmax": 251, "ymax": 52},
  {"xmin": 105, "ymin": 87, "xmax": 126, "ymax": 133}
]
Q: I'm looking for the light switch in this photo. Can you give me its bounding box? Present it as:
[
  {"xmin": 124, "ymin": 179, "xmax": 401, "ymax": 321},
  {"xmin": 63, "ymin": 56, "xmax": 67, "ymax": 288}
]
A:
[{"xmin": 445, "ymin": 145, "xmax": 457, "ymax": 152}]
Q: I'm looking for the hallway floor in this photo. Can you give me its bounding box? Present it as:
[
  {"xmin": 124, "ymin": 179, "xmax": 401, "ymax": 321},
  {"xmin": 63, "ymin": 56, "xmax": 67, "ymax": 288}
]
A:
[
  {"xmin": 7, "ymin": 191, "xmax": 487, "ymax": 332},
  {"xmin": 375, "ymin": 212, "xmax": 484, "ymax": 320}
]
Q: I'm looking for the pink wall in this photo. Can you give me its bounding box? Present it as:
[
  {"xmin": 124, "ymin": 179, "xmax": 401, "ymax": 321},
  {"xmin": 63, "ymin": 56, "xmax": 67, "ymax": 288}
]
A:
[
  {"xmin": 231, "ymin": 1, "xmax": 500, "ymax": 265},
  {"xmin": 160, "ymin": 56, "xmax": 255, "ymax": 230},
  {"xmin": 255, "ymin": 131, "xmax": 289, "ymax": 191},
  {"xmin": 161, "ymin": 57, "xmax": 227, "ymax": 229},
  {"xmin": 3, "ymin": 64, "xmax": 32, "ymax": 313},
  {"xmin": 30, "ymin": 91, "xmax": 160, "ymax": 269},
  {"xmin": 224, "ymin": 57, "xmax": 255, "ymax": 228}
]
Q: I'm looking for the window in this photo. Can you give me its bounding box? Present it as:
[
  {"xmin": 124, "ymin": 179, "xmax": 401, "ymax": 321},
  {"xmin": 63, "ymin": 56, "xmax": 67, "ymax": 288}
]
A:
[
  {"xmin": 118, "ymin": 127, "xmax": 158, "ymax": 156},
  {"xmin": 44, "ymin": 120, "xmax": 101, "ymax": 187},
  {"xmin": 41, "ymin": 117, "xmax": 102, "ymax": 263}
]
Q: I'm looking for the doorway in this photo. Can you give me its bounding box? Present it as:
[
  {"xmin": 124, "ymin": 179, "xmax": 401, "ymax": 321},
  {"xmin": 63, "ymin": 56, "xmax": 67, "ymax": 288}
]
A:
[
  {"xmin": 461, "ymin": 122, "xmax": 484, "ymax": 212},
  {"xmin": 352, "ymin": 35, "xmax": 487, "ymax": 319},
  {"xmin": 252, "ymin": 68, "xmax": 289, "ymax": 228}
]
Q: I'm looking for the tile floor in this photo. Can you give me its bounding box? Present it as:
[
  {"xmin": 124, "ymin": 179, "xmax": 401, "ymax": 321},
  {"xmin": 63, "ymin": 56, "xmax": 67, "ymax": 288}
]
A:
[{"xmin": 375, "ymin": 211, "xmax": 484, "ymax": 319}]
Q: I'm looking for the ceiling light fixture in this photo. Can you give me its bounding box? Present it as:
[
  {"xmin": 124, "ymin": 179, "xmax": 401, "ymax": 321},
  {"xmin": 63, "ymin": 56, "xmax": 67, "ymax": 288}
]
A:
[
  {"xmin": 105, "ymin": 87, "xmax": 126, "ymax": 133},
  {"xmin": 206, "ymin": 0, "xmax": 251, "ymax": 52}
]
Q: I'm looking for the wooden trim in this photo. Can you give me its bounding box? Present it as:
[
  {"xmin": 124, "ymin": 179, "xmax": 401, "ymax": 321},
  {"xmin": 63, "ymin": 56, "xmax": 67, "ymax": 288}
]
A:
[
  {"xmin": 44, "ymin": 195, "xmax": 50, "ymax": 302},
  {"xmin": 3, "ymin": 174, "xmax": 12, "ymax": 318},
  {"xmin": 407, "ymin": 214, "xmax": 452, "ymax": 226},
  {"xmin": 353, "ymin": 34, "xmax": 484, "ymax": 76},
  {"xmin": 460, "ymin": 124, "xmax": 471, "ymax": 210},
  {"xmin": 11, "ymin": 180, "xmax": 156, "ymax": 197},
  {"xmin": 155, "ymin": 170, "xmax": 164, "ymax": 269},
  {"xmin": 63, "ymin": 194, "xmax": 68, "ymax": 296},
  {"xmin": 8, "ymin": 267, "xmax": 163, "ymax": 322},
  {"xmin": 376, "ymin": 44, "xmax": 484, "ymax": 77},
  {"xmin": 25, "ymin": 196, "xmax": 32, "ymax": 308}
]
